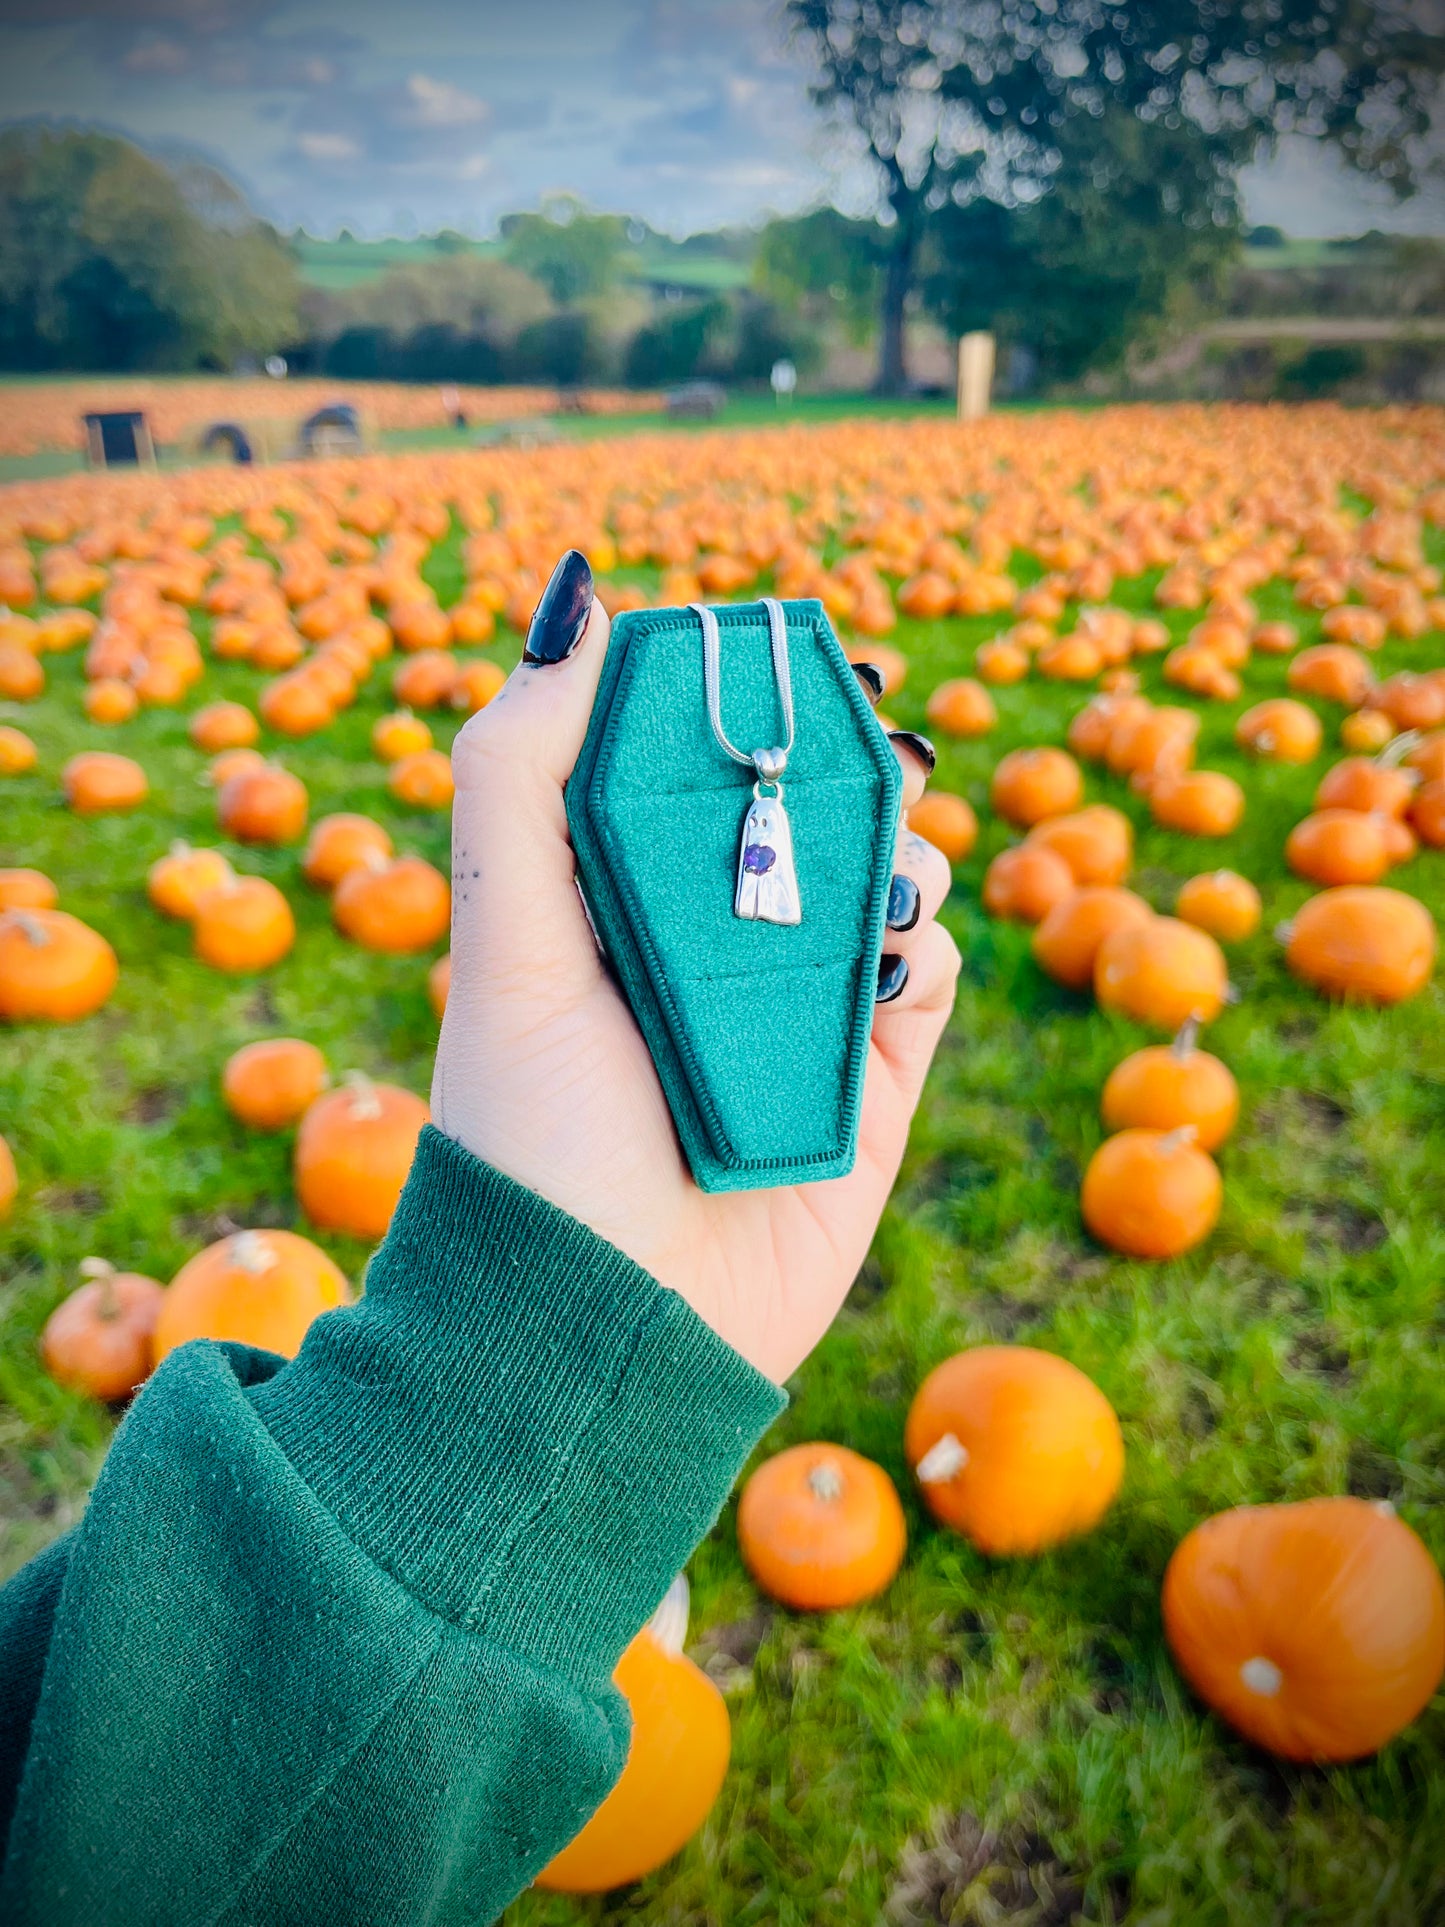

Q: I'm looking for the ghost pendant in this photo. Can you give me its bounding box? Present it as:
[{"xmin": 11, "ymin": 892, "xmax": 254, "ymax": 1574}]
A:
[{"xmin": 735, "ymin": 778, "xmax": 801, "ymax": 926}]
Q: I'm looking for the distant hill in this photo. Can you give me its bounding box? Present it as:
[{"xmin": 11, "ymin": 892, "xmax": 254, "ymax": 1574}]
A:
[{"xmin": 291, "ymin": 229, "xmax": 754, "ymax": 297}]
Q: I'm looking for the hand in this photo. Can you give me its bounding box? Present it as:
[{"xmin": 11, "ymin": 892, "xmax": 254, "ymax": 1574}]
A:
[{"xmin": 432, "ymin": 554, "xmax": 961, "ymax": 1385}]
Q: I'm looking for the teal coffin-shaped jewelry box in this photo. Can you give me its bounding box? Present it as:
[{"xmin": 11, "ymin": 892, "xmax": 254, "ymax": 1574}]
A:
[{"xmin": 566, "ymin": 597, "xmax": 902, "ymax": 1193}]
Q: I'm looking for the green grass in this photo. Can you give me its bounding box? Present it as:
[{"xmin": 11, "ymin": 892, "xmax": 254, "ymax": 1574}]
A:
[
  {"xmin": 289, "ymin": 232, "xmax": 753, "ymax": 295},
  {"xmin": 2, "ymin": 474, "xmax": 1445, "ymax": 1925}
]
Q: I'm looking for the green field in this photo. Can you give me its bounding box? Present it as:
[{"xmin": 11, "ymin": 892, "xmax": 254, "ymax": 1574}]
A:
[
  {"xmin": 2, "ymin": 469, "xmax": 1444, "ymax": 1924},
  {"xmin": 290, "ymin": 230, "xmax": 752, "ymax": 295}
]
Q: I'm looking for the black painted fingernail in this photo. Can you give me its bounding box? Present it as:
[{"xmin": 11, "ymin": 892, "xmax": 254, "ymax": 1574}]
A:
[
  {"xmin": 877, "ymin": 953, "xmax": 909, "ymax": 1003},
  {"xmin": 888, "ymin": 729, "xmax": 936, "ymax": 776},
  {"xmin": 850, "ymin": 661, "xmax": 886, "ymax": 706},
  {"xmin": 523, "ymin": 550, "xmax": 593, "ymax": 664},
  {"xmin": 887, "ymin": 873, "xmax": 920, "ymax": 932}
]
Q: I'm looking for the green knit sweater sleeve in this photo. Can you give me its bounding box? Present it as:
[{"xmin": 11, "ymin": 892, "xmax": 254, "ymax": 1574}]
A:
[{"xmin": 0, "ymin": 1127, "xmax": 785, "ymax": 1926}]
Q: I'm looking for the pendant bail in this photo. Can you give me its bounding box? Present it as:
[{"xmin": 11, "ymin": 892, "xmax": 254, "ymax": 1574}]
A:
[{"xmin": 752, "ymin": 745, "xmax": 788, "ymax": 787}]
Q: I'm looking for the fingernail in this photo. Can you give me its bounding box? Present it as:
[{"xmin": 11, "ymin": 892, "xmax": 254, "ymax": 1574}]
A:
[
  {"xmin": 887, "ymin": 873, "xmax": 920, "ymax": 932},
  {"xmin": 850, "ymin": 661, "xmax": 886, "ymax": 706},
  {"xmin": 523, "ymin": 550, "xmax": 593, "ymax": 664},
  {"xmin": 877, "ymin": 953, "xmax": 909, "ymax": 1003},
  {"xmin": 888, "ymin": 729, "xmax": 936, "ymax": 777}
]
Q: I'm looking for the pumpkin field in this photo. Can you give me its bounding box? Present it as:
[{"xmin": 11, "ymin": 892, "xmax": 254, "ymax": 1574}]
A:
[{"xmin": 3, "ymin": 403, "xmax": 1445, "ymax": 1925}]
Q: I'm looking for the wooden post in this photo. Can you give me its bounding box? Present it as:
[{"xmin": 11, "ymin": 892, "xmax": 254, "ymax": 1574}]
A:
[{"xmin": 957, "ymin": 331, "xmax": 996, "ymax": 422}]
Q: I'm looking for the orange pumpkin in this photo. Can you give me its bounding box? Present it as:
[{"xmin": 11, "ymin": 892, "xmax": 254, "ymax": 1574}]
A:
[
  {"xmin": 981, "ymin": 844, "xmax": 1075, "ymax": 925},
  {"xmin": 1026, "ymin": 804, "xmax": 1132, "ymax": 887},
  {"xmin": 62, "ymin": 750, "xmax": 148, "ymax": 815},
  {"xmin": 222, "ymin": 1037, "xmax": 328, "ymax": 1130},
  {"xmin": 905, "ymin": 791, "xmax": 977, "ymax": 863},
  {"xmin": 0, "ymin": 724, "xmax": 38, "ymax": 775},
  {"xmin": 1081, "ymin": 1127, "xmax": 1222, "ymax": 1258},
  {"xmin": 387, "ymin": 748, "xmax": 455, "ymax": 810},
  {"xmin": 192, "ymin": 877, "xmax": 296, "ymax": 973},
  {"xmin": 1410, "ymin": 778, "xmax": 1445, "ymax": 848},
  {"xmin": 1285, "ymin": 810, "xmax": 1393, "ymax": 887},
  {"xmin": 536, "ymin": 1578, "xmax": 730, "ymax": 1893},
  {"xmin": 737, "ymin": 1443, "xmax": 906, "ymax": 1610},
  {"xmin": 302, "ymin": 814, "xmax": 394, "ymax": 890},
  {"xmin": 1315, "ymin": 757, "xmax": 1413, "ymax": 819},
  {"xmin": 0, "ymin": 868, "xmax": 58, "ymax": 911},
  {"xmin": 1101, "ymin": 1020, "xmax": 1238, "ymax": 1151},
  {"xmin": 1373, "ymin": 672, "xmax": 1445, "ymax": 733},
  {"xmin": 1287, "ymin": 644, "xmax": 1373, "ymax": 708},
  {"xmin": 427, "ymin": 952, "xmax": 451, "ymax": 1018},
  {"xmin": 147, "ymin": 843, "xmax": 234, "ymax": 921},
  {"xmin": 83, "ymin": 677, "xmax": 139, "ymax": 725},
  {"xmin": 1094, "ymin": 917, "xmax": 1229, "ymax": 1028},
  {"xmin": 258, "ymin": 672, "xmax": 333, "ymax": 738},
  {"xmin": 1175, "ymin": 871, "xmax": 1261, "ymax": 943},
  {"xmin": 371, "ymin": 709, "xmax": 433, "ymax": 762},
  {"xmin": 1031, "ymin": 887, "xmax": 1153, "ymax": 991},
  {"xmin": 904, "ymin": 1346, "xmax": 1124, "ymax": 1556},
  {"xmin": 332, "ymin": 855, "xmax": 451, "ymax": 954},
  {"xmin": 452, "ymin": 658, "xmax": 507, "ymax": 714},
  {"xmin": 207, "ymin": 746, "xmax": 267, "ymax": 789},
  {"xmin": 1148, "ymin": 770, "xmax": 1246, "ymax": 838},
  {"xmin": 0, "ymin": 908, "xmax": 118, "ymax": 1022},
  {"xmin": 0, "ymin": 644, "xmax": 43, "ymax": 701},
  {"xmin": 217, "ymin": 764, "xmax": 308, "ymax": 845},
  {"xmin": 189, "ymin": 701, "xmax": 259, "ymax": 752},
  {"xmin": 40, "ymin": 1258, "xmax": 164, "ymax": 1402},
  {"xmin": 1106, "ymin": 705, "xmax": 1198, "ymax": 781},
  {"xmin": 1285, "ymin": 885, "xmax": 1435, "ymax": 1004},
  {"xmin": 1162, "ymin": 1496, "xmax": 1445, "ymax": 1763},
  {"xmin": 1235, "ymin": 699, "xmax": 1322, "ymax": 764},
  {"xmin": 391, "ymin": 648, "xmax": 458, "ymax": 709},
  {"xmin": 975, "ymin": 639, "xmax": 1029, "ymax": 685},
  {"xmin": 294, "ymin": 1075, "xmax": 429, "ymax": 1240},
  {"xmin": 1339, "ymin": 708, "xmax": 1395, "ymax": 754},
  {"xmin": 925, "ymin": 677, "xmax": 996, "ymax": 737},
  {"xmin": 1068, "ymin": 693, "xmax": 1151, "ymax": 763},
  {"xmin": 1404, "ymin": 731, "xmax": 1445, "ymax": 783},
  {"xmin": 990, "ymin": 747, "xmax": 1083, "ymax": 827},
  {"xmin": 152, "ymin": 1227, "xmax": 349, "ymax": 1363}
]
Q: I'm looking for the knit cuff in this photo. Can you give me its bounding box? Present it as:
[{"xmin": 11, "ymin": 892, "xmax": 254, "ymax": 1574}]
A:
[{"xmin": 247, "ymin": 1127, "xmax": 784, "ymax": 1681}]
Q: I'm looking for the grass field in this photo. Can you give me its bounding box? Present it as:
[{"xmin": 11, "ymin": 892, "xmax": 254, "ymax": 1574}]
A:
[{"xmin": 2, "ymin": 438, "xmax": 1444, "ymax": 1924}]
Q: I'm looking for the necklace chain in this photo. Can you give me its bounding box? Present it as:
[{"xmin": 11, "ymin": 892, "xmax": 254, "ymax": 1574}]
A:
[{"xmin": 693, "ymin": 597, "xmax": 795, "ymax": 777}]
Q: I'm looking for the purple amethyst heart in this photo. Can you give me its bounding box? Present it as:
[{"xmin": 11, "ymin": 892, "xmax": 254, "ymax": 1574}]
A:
[{"xmin": 743, "ymin": 843, "xmax": 777, "ymax": 876}]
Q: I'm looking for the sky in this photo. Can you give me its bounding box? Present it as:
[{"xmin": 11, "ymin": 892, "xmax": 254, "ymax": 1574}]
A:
[{"xmin": 0, "ymin": 0, "xmax": 1441, "ymax": 241}]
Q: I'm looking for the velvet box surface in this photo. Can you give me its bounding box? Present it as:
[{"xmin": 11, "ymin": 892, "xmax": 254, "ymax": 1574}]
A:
[{"xmin": 566, "ymin": 597, "xmax": 901, "ymax": 1192}]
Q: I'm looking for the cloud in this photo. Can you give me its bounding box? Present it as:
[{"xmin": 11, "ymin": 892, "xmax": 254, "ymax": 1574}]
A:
[
  {"xmin": 297, "ymin": 129, "xmax": 360, "ymax": 162},
  {"xmin": 400, "ymin": 73, "xmax": 488, "ymax": 130}
]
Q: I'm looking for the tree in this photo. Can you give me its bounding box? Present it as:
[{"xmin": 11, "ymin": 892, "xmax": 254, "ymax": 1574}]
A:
[
  {"xmin": 0, "ymin": 128, "xmax": 299, "ymax": 371},
  {"xmin": 501, "ymin": 195, "xmax": 629, "ymax": 305},
  {"xmin": 785, "ymin": 0, "xmax": 1445, "ymax": 392},
  {"xmin": 754, "ymin": 207, "xmax": 883, "ymax": 346}
]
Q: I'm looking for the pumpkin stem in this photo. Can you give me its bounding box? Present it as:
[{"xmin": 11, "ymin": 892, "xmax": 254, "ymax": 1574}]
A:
[
  {"xmin": 1239, "ymin": 1656, "xmax": 1283, "ymax": 1697},
  {"xmin": 646, "ymin": 1574, "xmax": 689, "ymax": 1660},
  {"xmin": 1273, "ymin": 920, "xmax": 1295, "ymax": 946},
  {"xmin": 6, "ymin": 910, "xmax": 51, "ymax": 946},
  {"xmin": 168, "ymin": 839, "xmax": 193, "ymax": 859},
  {"xmin": 228, "ymin": 1230, "xmax": 280, "ymax": 1275},
  {"xmin": 1158, "ymin": 1124, "xmax": 1199, "ymax": 1153},
  {"xmin": 915, "ymin": 1432, "xmax": 970, "ymax": 1486},
  {"xmin": 343, "ymin": 1069, "xmax": 385, "ymax": 1119},
  {"xmin": 1171, "ymin": 1016, "xmax": 1200, "ymax": 1061},
  {"xmin": 806, "ymin": 1460, "xmax": 845, "ymax": 1503},
  {"xmin": 1378, "ymin": 731, "xmax": 1419, "ymax": 769},
  {"xmin": 80, "ymin": 1256, "xmax": 119, "ymax": 1319}
]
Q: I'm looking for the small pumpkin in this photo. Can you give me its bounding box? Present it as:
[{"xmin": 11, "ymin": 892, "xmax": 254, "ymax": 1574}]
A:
[
  {"xmin": 1339, "ymin": 708, "xmax": 1395, "ymax": 754},
  {"xmin": 1068, "ymin": 693, "xmax": 1150, "ymax": 763},
  {"xmin": 1148, "ymin": 769, "xmax": 1245, "ymax": 838},
  {"xmin": 1106, "ymin": 705, "xmax": 1198, "ymax": 781},
  {"xmin": 333, "ymin": 855, "xmax": 451, "ymax": 954},
  {"xmin": 192, "ymin": 876, "xmax": 296, "ymax": 973},
  {"xmin": 1162, "ymin": 1496, "xmax": 1445, "ymax": 1763},
  {"xmin": 41, "ymin": 1258, "xmax": 164, "ymax": 1401},
  {"xmin": 1411, "ymin": 778, "xmax": 1445, "ymax": 848},
  {"xmin": 152, "ymin": 1227, "xmax": 349, "ymax": 1363},
  {"xmin": 294, "ymin": 1074, "xmax": 429, "ymax": 1240},
  {"xmin": 1175, "ymin": 870, "xmax": 1261, "ymax": 943},
  {"xmin": 207, "ymin": 745, "xmax": 267, "ymax": 789},
  {"xmin": 302, "ymin": 813, "xmax": 394, "ymax": 890},
  {"xmin": 452, "ymin": 659, "xmax": 507, "ymax": 714},
  {"xmin": 1094, "ymin": 916, "xmax": 1229, "ymax": 1029},
  {"xmin": 189, "ymin": 701, "xmax": 259, "ymax": 752},
  {"xmin": 1314, "ymin": 756, "xmax": 1414, "ymax": 819},
  {"xmin": 0, "ymin": 908, "xmax": 118, "ymax": 1022},
  {"xmin": 83, "ymin": 677, "xmax": 139, "ymax": 725},
  {"xmin": 1026, "ymin": 804, "xmax": 1132, "ymax": 886},
  {"xmin": 1081, "ymin": 1126, "xmax": 1222, "ymax": 1258},
  {"xmin": 1101, "ymin": 1019, "xmax": 1238, "ymax": 1151},
  {"xmin": 258, "ymin": 672, "xmax": 333, "ymax": 738},
  {"xmin": 0, "ymin": 724, "xmax": 38, "ymax": 775},
  {"xmin": 371, "ymin": 708, "xmax": 433, "ymax": 762},
  {"xmin": 536, "ymin": 1578, "xmax": 730, "ymax": 1894},
  {"xmin": 147, "ymin": 842, "xmax": 234, "ymax": 921},
  {"xmin": 904, "ymin": 1345, "xmax": 1123, "ymax": 1556},
  {"xmin": 925, "ymin": 676, "xmax": 997, "ymax": 737},
  {"xmin": 427, "ymin": 951, "xmax": 451, "ymax": 1019},
  {"xmin": 974, "ymin": 640, "xmax": 1028, "ymax": 685},
  {"xmin": 387, "ymin": 748, "xmax": 455, "ymax": 811},
  {"xmin": 1287, "ymin": 643, "xmax": 1373, "ymax": 708},
  {"xmin": 906, "ymin": 791, "xmax": 977, "ymax": 863},
  {"xmin": 1235, "ymin": 698, "xmax": 1322, "ymax": 764},
  {"xmin": 1284, "ymin": 885, "xmax": 1435, "ymax": 1005},
  {"xmin": 0, "ymin": 868, "xmax": 58, "ymax": 911},
  {"xmin": 981, "ymin": 844, "xmax": 1075, "ymax": 925},
  {"xmin": 217, "ymin": 763, "xmax": 308, "ymax": 845},
  {"xmin": 737, "ymin": 1443, "xmax": 907, "ymax": 1610},
  {"xmin": 1032, "ymin": 887, "xmax": 1153, "ymax": 991},
  {"xmin": 222, "ymin": 1037, "xmax": 328, "ymax": 1130},
  {"xmin": 1285, "ymin": 810, "xmax": 1393, "ymax": 887},
  {"xmin": 0, "ymin": 644, "xmax": 43, "ymax": 701},
  {"xmin": 391, "ymin": 648, "xmax": 458, "ymax": 709},
  {"xmin": 990, "ymin": 747, "xmax": 1083, "ymax": 827},
  {"xmin": 63, "ymin": 750, "xmax": 148, "ymax": 815}
]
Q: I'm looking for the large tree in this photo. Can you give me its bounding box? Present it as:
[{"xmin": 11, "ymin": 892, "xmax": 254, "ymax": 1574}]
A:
[
  {"xmin": 785, "ymin": 0, "xmax": 1445, "ymax": 392},
  {"xmin": 0, "ymin": 129, "xmax": 299, "ymax": 372},
  {"xmin": 501, "ymin": 195, "xmax": 630, "ymax": 306}
]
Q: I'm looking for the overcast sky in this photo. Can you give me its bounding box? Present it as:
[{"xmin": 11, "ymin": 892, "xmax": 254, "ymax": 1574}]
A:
[{"xmin": 1, "ymin": 0, "xmax": 1441, "ymax": 241}]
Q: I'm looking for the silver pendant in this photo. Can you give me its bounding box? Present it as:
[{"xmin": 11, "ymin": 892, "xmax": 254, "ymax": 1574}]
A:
[{"xmin": 736, "ymin": 780, "xmax": 801, "ymax": 925}]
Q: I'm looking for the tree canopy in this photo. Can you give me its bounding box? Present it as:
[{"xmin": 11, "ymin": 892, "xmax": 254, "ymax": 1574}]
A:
[
  {"xmin": 500, "ymin": 195, "xmax": 630, "ymax": 305},
  {"xmin": 0, "ymin": 128, "xmax": 299, "ymax": 372}
]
